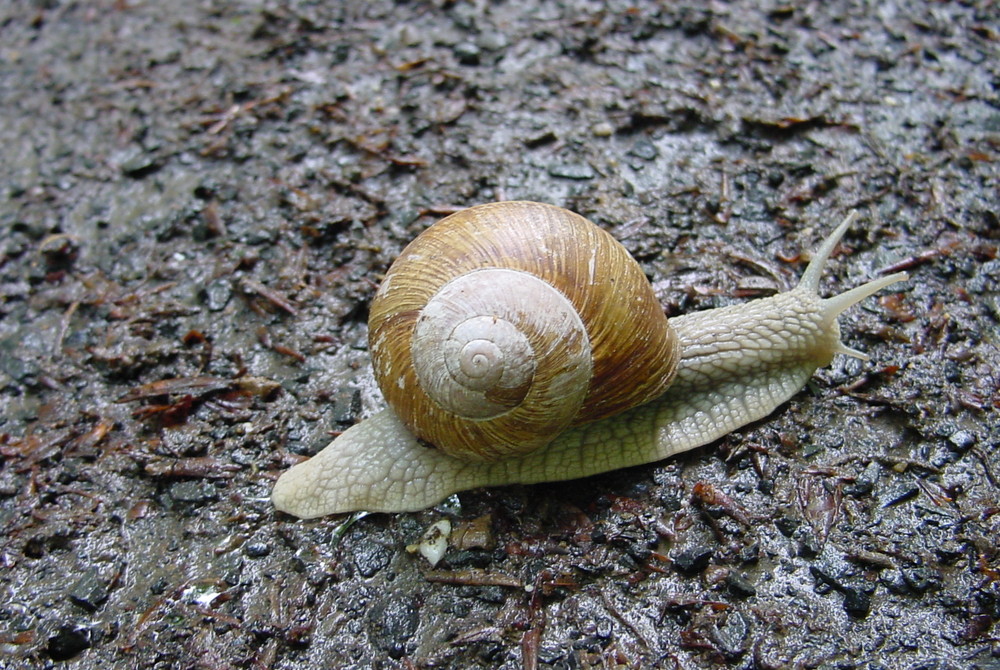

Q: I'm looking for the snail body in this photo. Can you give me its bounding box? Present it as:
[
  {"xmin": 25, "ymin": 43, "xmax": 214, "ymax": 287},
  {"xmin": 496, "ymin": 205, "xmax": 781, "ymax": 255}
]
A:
[{"xmin": 272, "ymin": 202, "xmax": 907, "ymax": 517}]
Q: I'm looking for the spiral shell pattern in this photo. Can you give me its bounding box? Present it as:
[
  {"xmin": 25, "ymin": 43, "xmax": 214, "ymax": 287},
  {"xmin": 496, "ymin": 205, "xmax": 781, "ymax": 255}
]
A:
[{"xmin": 368, "ymin": 201, "xmax": 679, "ymax": 462}]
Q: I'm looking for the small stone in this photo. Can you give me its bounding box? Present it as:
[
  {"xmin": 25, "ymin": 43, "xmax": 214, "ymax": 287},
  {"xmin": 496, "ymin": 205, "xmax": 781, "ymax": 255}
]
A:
[
  {"xmin": 880, "ymin": 570, "xmax": 909, "ymax": 595},
  {"xmin": 845, "ymin": 461, "xmax": 880, "ymax": 497},
  {"xmin": 244, "ymin": 541, "xmax": 271, "ymax": 558},
  {"xmin": 150, "ymin": 577, "xmax": 169, "ymax": 595},
  {"xmin": 659, "ymin": 492, "xmax": 683, "ymax": 511},
  {"xmin": 671, "ymin": 546, "xmax": 713, "ymax": 574},
  {"xmin": 330, "ymin": 388, "xmax": 362, "ymax": 423},
  {"xmin": 243, "ymin": 228, "xmax": 273, "ymax": 245},
  {"xmin": 354, "ymin": 540, "xmax": 392, "ymax": 578},
  {"xmin": 714, "ymin": 611, "xmax": 749, "ymax": 659},
  {"xmin": 0, "ymin": 346, "xmax": 40, "ymax": 382},
  {"xmin": 934, "ymin": 542, "xmax": 964, "ymax": 564},
  {"xmin": 441, "ymin": 549, "xmax": 493, "ymax": 569},
  {"xmin": 738, "ymin": 543, "xmax": 761, "ymax": 564},
  {"xmin": 368, "ymin": 597, "xmax": 419, "ymax": 659},
  {"xmin": 810, "ymin": 565, "xmax": 842, "ymax": 591},
  {"xmin": 47, "ymin": 625, "xmax": 92, "ymax": 661},
  {"xmin": 775, "ymin": 516, "xmax": 799, "ymax": 537},
  {"xmin": 592, "ymin": 121, "xmax": 615, "ymax": 137},
  {"xmin": 797, "ymin": 530, "xmax": 822, "ymax": 558},
  {"xmin": 573, "ymin": 635, "xmax": 602, "ymax": 652},
  {"xmin": 473, "ymin": 585, "xmax": 506, "ymax": 604},
  {"xmin": 524, "ymin": 130, "xmax": 557, "ymax": 148},
  {"xmin": 802, "ymin": 439, "xmax": 825, "ymax": 458},
  {"xmin": 0, "ymin": 468, "xmax": 22, "ymax": 497},
  {"xmin": 536, "ymin": 646, "xmax": 565, "ymax": 664},
  {"xmin": 548, "ymin": 163, "xmax": 595, "ymax": 180},
  {"xmin": 842, "ymin": 586, "xmax": 871, "ymax": 618},
  {"xmin": 947, "ymin": 429, "xmax": 976, "ymax": 451},
  {"xmin": 476, "ymin": 31, "xmax": 508, "ymax": 51},
  {"xmin": 623, "ymin": 540, "xmax": 651, "ymax": 563},
  {"xmin": 627, "ymin": 140, "xmax": 658, "ymax": 161},
  {"xmin": 69, "ymin": 570, "xmax": 108, "ymax": 611},
  {"xmin": 120, "ymin": 150, "xmax": 161, "ymax": 178},
  {"xmin": 169, "ymin": 480, "xmax": 218, "ymax": 503},
  {"xmin": 453, "ymin": 42, "xmax": 480, "ymax": 65},
  {"xmin": 726, "ymin": 571, "xmax": 757, "ymax": 597},
  {"xmin": 202, "ymin": 279, "xmax": 232, "ymax": 312},
  {"xmin": 902, "ymin": 567, "xmax": 940, "ymax": 594}
]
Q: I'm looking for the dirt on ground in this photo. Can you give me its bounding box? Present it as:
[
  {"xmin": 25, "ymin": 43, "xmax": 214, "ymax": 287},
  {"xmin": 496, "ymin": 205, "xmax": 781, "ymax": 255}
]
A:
[{"xmin": 1, "ymin": 1, "xmax": 998, "ymax": 668}]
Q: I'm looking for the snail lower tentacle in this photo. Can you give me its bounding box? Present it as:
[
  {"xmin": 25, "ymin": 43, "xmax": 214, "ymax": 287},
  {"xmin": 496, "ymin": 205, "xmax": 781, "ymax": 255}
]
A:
[{"xmin": 272, "ymin": 210, "xmax": 907, "ymax": 517}]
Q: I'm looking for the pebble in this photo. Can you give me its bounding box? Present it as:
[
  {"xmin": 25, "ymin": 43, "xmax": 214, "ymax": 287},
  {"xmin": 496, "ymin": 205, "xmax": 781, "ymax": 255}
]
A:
[
  {"xmin": 353, "ymin": 540, "xmax": 392, "ymax": 578},
  {"xmin": 842, "ymin": 586, "xmax": 871, "ymax": 618},
  {"xmin": 524, "ymin": 130, "xmax": 557, "ymax": 148},
  {"xmin": 46, "ymin": 624, "xmax": 93, "ymax": 661},
  {"xmin": 726, "ymin": 571, "xmax": 757, "ymax": 598},
  {"xmin": 203, "ymin": 279, "xmax": 232, "ymax": 311},
  {"xmin": 902, "ymin": 566, "xmax": 940, "ymax": 594},
  {"xmin": 330, "ymin": 388, "xmax": 362, "ymax": 423},
  {"xmin": 797, "ymin": 529, "xmax": 823, "ymax": 558},
  {"xmin": 592, "ymin": 121, "xmax": 614, "ymax": 137},
  {"xmin": 453, "ymin": 42, "xmax": 480, "ymax": 65},
  {"xmin": 440, "ymin": 549, "xmax": 493, "ymax": 569},
  {"xmin": 472, "ymin": 585, "xmax": 506, "ymax": 604},
  {"xmin": 934, "ymin": 542, "xmax": 965, "ymax": 565},
  {"xmin": 774, "ymin": 516, "xmax": 799, "ymax": 537},
  {"xmin": 812, "ymin": 565, "xmax": 873, "ymax": 618},
  {"xmin": 367, "ymin": 597, "xmax": 419, "ymax": 659},
  {"xmin": 548, "ymin": 163, "xmax": 595, "ymax": 180},
  {"xmin": 948, "ymin": 429, "xmax": 976, "ymax": 451},
  {"xmin": 715, "ymin": 611, "xmax": 749, "ymax": 659},
  {"xmin": 244, "ymin": 541, "xmax": 271, "ymax": 558},
  {"xmin": 69, "ymin": 569, "xmax": 108, "ymax": 612},
  {"xmin": 169, "ymin": 480, "xmax": 219, "ymax": 503},
  {"xmin": 670, "ymin": 546, "xmax": 713, "ymax": 574},
  {"xmin": 844, "ymin": 461, "xmax": 881, "ymax": 497},
  {"xmin": 627, "ymin": 139, "xmax": 658, "ymax": 161},
  {"xmin": 119, "ymin": 150, "xmax": 161, "ymax": 178},
  {"xmin": 477, "ymin": 31, "xmax": 508, "ymax": 51}
]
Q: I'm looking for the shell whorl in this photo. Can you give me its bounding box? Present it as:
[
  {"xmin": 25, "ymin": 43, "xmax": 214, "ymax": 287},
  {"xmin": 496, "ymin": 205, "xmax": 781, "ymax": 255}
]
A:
[
  {"xmin": 410, "ymin": 268, "xmax": 591, "ymax": 421},
  {"xmin": 368, "ymin": 201, "xmax": 679, "ymax": 462}
]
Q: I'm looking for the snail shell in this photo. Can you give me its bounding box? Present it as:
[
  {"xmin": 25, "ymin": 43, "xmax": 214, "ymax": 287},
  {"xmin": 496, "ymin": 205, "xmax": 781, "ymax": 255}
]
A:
[{"xmin": 368, "ymin": 201, "xmax": 679, "ymax": 462}]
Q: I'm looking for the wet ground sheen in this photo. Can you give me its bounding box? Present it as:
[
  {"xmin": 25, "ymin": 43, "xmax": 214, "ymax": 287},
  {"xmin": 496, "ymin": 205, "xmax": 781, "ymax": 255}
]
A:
[{"xmin": 1, "ymin": 1, "xmax": 998, "ymax": 668}]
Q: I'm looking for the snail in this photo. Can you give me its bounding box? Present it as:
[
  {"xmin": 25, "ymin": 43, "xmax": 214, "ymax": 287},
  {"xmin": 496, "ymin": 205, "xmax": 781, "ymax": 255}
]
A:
[{"xmin": 272, "ymin": 201, "xmax": 908, "ymax": 518}]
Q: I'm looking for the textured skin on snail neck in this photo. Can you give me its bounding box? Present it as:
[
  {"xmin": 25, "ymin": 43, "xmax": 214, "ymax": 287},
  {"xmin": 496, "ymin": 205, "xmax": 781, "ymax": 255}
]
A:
[{"xmin": 271, "ymin": 218, "xmax": 908, "ymax": 517}]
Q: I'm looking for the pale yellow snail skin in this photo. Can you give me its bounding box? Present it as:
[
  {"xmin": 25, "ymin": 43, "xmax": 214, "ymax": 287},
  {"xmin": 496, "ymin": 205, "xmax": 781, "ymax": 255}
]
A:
[{"xmin": 272, "ymin": 202, "xmax": 908, "ymax": 518}]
